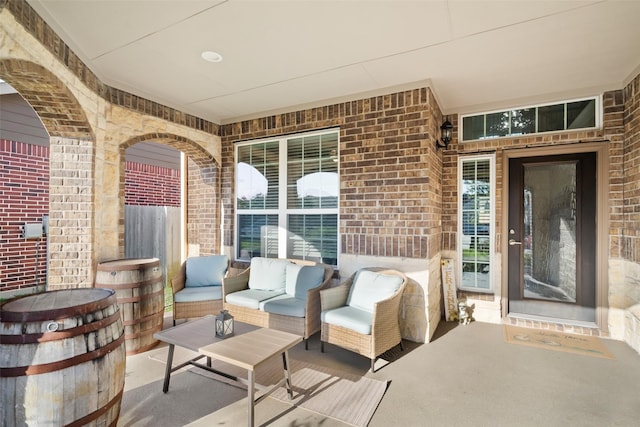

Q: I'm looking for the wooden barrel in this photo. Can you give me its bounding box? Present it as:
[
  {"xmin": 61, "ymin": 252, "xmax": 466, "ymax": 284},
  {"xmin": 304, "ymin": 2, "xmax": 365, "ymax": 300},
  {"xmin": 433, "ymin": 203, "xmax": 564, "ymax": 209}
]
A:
[
  {"xmin": 0, "ymin": 288, "xmax": 126, "ymax": 427},
  {"xmin": 95, "ymin": 258, "xmax": 165, "ymax": 355}
]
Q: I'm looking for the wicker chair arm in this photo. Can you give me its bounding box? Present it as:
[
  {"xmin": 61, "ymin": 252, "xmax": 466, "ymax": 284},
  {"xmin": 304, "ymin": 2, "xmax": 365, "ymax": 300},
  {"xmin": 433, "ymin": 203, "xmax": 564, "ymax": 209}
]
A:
[
  {"xmin": 171, "ymin": 262, "xmax": 187, "ymax": 295},
  {"xmin": 305, "ymin": 265, "xmax": 334, "ymax": 310},
  {"xmin": 320, "ymin": 282, "xmax": 351, "ymax": 312},
  {"xmin": 372, "ymin": 283, "xmax": 406, "ymax": 335},
  {"xmin": 222, "ymin": 267, "xmax": 250, "ymax": 298}
]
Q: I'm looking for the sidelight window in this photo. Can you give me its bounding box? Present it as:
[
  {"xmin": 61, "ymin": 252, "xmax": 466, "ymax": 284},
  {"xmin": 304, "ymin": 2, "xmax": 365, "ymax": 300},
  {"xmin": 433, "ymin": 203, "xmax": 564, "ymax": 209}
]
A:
[{"xmin": 458, "ymin": 155, "xmax": 495, "ymax": 292}]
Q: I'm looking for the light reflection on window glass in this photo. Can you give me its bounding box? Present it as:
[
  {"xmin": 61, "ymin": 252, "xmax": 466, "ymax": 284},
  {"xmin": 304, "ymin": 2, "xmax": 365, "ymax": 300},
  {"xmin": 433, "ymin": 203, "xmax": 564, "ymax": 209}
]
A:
[
  {"xmin": 511, "ymin": 108, "xmax": 536, "ymax": 135},
  {"xmin": 461, "ymin": 98, "xmax": 597, "ymax": 141},
  {"xmin": 486, "ymin": 112, "xmax": 509, "ymax": 138},
  {"xmin": 461, "ymin": 158, "xmax": 491, "ymax": 290}
]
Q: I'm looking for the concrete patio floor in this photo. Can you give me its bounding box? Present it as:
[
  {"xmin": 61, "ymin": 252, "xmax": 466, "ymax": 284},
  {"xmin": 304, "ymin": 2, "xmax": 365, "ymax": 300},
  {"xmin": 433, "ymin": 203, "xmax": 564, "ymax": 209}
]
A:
[{"xmin": 119, "ymin": 314, "xmax": 640, "ymax": 427}]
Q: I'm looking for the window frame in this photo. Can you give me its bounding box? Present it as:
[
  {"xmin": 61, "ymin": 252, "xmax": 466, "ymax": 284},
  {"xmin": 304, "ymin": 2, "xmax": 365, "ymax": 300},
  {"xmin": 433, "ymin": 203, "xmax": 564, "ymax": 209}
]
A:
[
  {"xmin": 460, "ymin": 96, "xmax": 601, "ymax": 142},
  {"xmin": 234, "ymin": 128, "xmax": 340, "ymax": 266},
  {"xmin": 457, "ymin": 154, "xmax": 496, "ymax": 293}
]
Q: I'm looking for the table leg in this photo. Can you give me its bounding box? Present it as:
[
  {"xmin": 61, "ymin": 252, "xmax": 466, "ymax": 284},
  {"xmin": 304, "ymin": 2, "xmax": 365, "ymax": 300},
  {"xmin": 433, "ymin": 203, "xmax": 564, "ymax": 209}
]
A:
[
  {"xmin": 282, "ymin": 351, "xmax": 293, "ymax": 399},
  {"xmin": 162, "ymin": 344, "xmax": 175, "ymax": 393},
  {"xmin": 248, "ymin": 369, "xmax": 255, "ymax": 427}
]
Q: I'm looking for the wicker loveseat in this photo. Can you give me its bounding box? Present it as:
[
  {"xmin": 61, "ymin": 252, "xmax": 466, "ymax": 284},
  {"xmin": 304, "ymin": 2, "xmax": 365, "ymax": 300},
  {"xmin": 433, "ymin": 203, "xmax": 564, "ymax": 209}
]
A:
[
  {"xmin": 222, "ymin": 257, "xmax": 334, "ymax": 348},
  {"xmin": 171, "ymin": 255, "xmax": 229, "ymax": 325},
  {"xmin": 320, "ymin": 268, "xmax": 407, "ymax": 372}
]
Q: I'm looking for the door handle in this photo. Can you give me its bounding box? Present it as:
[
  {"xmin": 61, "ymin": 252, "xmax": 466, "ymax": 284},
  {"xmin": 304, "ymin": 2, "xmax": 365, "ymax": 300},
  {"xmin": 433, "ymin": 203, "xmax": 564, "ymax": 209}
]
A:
[{"xmin": 508, "ymin": 239, "xmax": 522, "ymax": 246}]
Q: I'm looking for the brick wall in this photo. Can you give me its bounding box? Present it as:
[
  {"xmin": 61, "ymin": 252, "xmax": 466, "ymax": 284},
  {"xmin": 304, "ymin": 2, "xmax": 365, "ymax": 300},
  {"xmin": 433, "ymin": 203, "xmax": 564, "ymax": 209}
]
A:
[
  {"xmin": 440, "ymin": 90, "xmax": 627, "ymax": 334},
  {"xmin": 186, "ymin": 158, "xmax": 220, "ymax": 255},
  {"xmin": 0, "ymin": 139, "xmax": 49, "ymax": 292},
  {"xmin": 442, "ymin": 91, "xmax": 625, "ymax": 256},
  {"xmin": 125, "ymin": 161, "xmax": 180, "ymax": 207},
  {"xmin": 220, "ymin": 88, "xmax": 442, "ymax": 263},
  {"xmin": 623, "ymin": 73, "xmax": 640, "ymax": 266},
  {"xmin": 0, "ymin": 139, "xmax": 181, "ymax": 293},
  {"xmin": 2, "ymin": 0, "xmax": 218, "ymax": 136},
  {"xmin": 622, "ymin": 73, "xmax": 640, "ymax": 352}
]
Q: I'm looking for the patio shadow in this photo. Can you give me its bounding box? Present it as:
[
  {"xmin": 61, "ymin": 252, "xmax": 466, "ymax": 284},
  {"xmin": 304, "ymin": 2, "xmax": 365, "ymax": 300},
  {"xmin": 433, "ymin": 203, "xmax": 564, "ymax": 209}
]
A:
[{"xmin": 119, "ymin": 370, "xmax": 246, "ymax": 427}]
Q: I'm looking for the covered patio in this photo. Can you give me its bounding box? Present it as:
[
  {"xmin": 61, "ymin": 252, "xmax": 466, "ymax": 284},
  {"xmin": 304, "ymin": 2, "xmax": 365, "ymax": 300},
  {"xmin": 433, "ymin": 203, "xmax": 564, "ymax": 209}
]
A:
[
  {"xmin": 1, "ymin": 1, "xmax": 640, "ymax": 425},
  {"xmin": 119, "ymin": 314, "xmax": 640, "ymax": 426}
]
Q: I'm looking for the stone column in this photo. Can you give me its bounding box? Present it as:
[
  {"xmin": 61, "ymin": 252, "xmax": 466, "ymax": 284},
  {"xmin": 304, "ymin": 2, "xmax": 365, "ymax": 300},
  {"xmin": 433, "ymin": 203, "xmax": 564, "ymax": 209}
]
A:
[{"xmin": 47, "ymin": 137, "xmax": 95, "ymax": 289}]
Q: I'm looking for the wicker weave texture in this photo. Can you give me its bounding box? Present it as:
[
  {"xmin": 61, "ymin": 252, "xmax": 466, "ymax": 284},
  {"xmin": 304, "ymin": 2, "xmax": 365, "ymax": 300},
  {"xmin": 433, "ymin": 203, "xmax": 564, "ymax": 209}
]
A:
[
  {"xmin": 174, "ymin": 299, "xmax": 223, "ymax": 321},
  {"xmin": 171, "ymin": 257, "xmax": 229, "ymax": 323},
  {"xmin": 222, "ymin": 259, "xmax": 334, "ymax": 339},
  {"xmin": 320, "ymin": 268, "xmax": 407, "ymax": 364}
]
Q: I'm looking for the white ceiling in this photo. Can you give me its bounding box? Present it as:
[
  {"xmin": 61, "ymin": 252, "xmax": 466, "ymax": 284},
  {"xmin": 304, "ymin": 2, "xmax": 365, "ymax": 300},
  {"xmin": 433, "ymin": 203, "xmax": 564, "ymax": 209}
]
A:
[{"xmin": 26, "ymin": 0, "xmax": 640, "ymax": 124}]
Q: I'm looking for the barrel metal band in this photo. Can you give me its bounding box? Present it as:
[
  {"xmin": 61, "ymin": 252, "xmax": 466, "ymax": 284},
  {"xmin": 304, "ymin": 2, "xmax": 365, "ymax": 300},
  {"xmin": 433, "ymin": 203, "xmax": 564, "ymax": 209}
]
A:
[
  {"xmin": 0, "ymin": 333, "xmax": 125, "ymax": 377},
  {"xmin": 116, "ymin": 288, "xmax": 164, "ymax": 304},
  {"xmin": 0, "ymin": 310, "xmax": 122, "ymax": 344},
  {"xmin": 96, "ymin": 260, "xmax": 160, "ymax": 272},
  {"xmin": 124, "ymin": 322, "xmax": 163, "ymax": 340},
  {"xmin": 121, "ymin": 310, "xmax": 164, "ymax": 327},
  {"xmin": 102, "ymin": 277, "xmax": 163, "ymax": 290},
  {"xmin": 64, "ymin": 388, "xmax": 124, "ymax": 427},
  {"xmin": 1, "ymin": 293, "xmax": 118, "ymax": 322}
]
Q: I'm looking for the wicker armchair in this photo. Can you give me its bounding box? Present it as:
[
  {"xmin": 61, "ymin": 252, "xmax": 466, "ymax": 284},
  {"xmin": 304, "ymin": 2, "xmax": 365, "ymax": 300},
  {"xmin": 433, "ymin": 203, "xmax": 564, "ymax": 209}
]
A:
[
  {"xmin": 320, "ymin": 268, "xmax": 407, "ymax": 372},
  {"xmin": 171, "ymin": 255, "xmax": 229, "ymax": 325}
]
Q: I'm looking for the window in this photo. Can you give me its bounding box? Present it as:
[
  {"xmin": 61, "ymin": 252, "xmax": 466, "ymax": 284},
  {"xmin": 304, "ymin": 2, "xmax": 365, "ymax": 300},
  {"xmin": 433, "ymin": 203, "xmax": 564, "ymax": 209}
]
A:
[
  {"xmin": 236, "ymin": 130, "xmax": 339, "ymax": 266},
  {"xmin": 458, "ymin": 155, "xmax": 495, "ymax": 292},
  {"xmin": 461, "ymin": 97, "xmax": 599, "ymax": 141}
]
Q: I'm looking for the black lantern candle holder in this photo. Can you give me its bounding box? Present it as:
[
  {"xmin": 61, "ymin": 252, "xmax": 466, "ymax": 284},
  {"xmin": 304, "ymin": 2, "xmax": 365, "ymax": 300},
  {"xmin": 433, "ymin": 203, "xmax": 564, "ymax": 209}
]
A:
[{"xmin": 215, "ymin": 309, "xmax": 234, "ymax": 339}]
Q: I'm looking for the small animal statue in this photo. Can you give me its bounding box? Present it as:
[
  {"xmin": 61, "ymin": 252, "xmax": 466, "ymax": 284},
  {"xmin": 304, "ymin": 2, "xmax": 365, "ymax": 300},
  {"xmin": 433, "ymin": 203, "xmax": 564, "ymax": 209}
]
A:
[{"xmin": 458, "ymin": 300, "xmax": 474, "ymax": 325}]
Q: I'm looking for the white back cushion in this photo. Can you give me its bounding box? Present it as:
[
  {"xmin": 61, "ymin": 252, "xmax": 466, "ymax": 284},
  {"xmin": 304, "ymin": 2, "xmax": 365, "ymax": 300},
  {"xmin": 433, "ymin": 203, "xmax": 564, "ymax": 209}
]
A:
[
  {"xmin": 248, "ymin": 257, "xmax": 290, "ymax": 291},
  {"xmin": 347, "ymin": 270, "xmax": 404, "ymax": 313}
]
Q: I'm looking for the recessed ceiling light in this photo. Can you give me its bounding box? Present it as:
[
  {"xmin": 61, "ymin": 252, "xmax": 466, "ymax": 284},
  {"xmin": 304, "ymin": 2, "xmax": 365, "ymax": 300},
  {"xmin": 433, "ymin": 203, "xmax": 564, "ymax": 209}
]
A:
[{"xmin": 201, "ymin": 51, "xmax": 223, "ymax": 63}]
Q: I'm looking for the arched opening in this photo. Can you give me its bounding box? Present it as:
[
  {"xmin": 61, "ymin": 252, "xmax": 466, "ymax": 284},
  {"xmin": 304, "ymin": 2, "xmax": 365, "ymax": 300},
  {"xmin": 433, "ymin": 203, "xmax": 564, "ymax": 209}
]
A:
[
  {"xmin": 0, "ymin": 60, "xmax": 95, "ymax": 292},
  {"xmin": 0, "ymin": 61, "xmax": 223, "ymax": 298}
]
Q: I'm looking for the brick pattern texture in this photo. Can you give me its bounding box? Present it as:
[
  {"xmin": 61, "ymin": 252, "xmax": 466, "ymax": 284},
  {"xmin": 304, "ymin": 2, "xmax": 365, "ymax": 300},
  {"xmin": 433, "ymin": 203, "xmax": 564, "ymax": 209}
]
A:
[
  {"xmin": 623, "ymin": 73, "xmax": 640, "ymax": 264},
  {"xmin": 0, "ymin": 140, "xmax": 49, "ymax": 292},
  {"xmin": 2, "ymin": 0, "xmax": 217, "ymax": 136},
  {"xmin": 125, "ymin": 161, "xmax": 180, "ymax": 207},
  {"xmin": 623, "ymin": 73, "xmax": 640, "ymax": 315},
  {"xmin": 442, "ymin": 90, "xmax": 625, "ymax": 259},
  {"xmin": 220, "ymin": 88, "xmax": 443, "ymax": 260},
  {"xmin": 1, "ymin": 139, "xmax": 180, "ymax": 291}
]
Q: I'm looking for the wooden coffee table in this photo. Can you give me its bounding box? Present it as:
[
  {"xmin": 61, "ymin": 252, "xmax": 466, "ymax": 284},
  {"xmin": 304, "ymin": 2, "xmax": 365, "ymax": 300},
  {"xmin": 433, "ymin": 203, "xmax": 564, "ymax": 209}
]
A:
[
  {"xmin": 199, "ymin": 328, "xmax": 302, "ymax": 427},
  {"xmin": 154, "ymin": 315, "xmax": 302, "ymax": 426},
  {"xmin": 153, "ymin": 315, "xmax": 257, "ymax": 393}
]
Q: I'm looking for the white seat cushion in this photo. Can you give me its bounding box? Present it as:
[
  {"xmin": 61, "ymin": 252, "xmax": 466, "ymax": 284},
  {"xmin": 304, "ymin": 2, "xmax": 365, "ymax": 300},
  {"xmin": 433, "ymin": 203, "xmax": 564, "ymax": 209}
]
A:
[
  {"xmin": 225, "ymin": 289, "xmax": 285, "ymax": 309},
  {"xmin": 174, "ymin": 286, "xmax": 222, "ymax": 303},
  {"xmin": 321, "ymin": 306, "xmax": 373, "ymax": 335}
]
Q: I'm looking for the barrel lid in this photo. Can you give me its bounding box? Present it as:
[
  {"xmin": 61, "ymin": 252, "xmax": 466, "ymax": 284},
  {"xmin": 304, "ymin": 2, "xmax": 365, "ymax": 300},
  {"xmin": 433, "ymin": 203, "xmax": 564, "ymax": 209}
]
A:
[
  {"xmin": 0, "ymin": 288, "xmax": 116, "ymax": 322},
  {"xmin": 96, "ymin": 258, "xmax": 160, "ymax": 271}
]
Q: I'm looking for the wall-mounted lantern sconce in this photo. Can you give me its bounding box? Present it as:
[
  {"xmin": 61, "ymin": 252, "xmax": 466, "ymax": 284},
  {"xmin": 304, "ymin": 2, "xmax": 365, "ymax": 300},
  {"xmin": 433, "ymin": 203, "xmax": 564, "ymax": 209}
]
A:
[{"xmin": 436, "ymin": 119, "xmax": 453, "ymax": 150}]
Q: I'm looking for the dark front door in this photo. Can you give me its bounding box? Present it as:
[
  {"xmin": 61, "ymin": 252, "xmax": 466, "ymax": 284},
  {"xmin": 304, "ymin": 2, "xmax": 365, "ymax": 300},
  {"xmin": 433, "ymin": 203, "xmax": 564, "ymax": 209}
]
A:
[{"xmin": 508, "ymin": 153, "xmax": 596, "ymax": 322}]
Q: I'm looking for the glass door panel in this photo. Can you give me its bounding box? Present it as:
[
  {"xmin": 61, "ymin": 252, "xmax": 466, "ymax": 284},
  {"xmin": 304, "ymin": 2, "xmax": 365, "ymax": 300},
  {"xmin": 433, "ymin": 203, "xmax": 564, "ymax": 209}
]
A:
[
  {"xmin": 508, "ymin": 153, "xmax": 596, "ymax": 322},
  {"xmin": 523, "ymin": 162, "xmax": 577, "ymax": 303}
]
